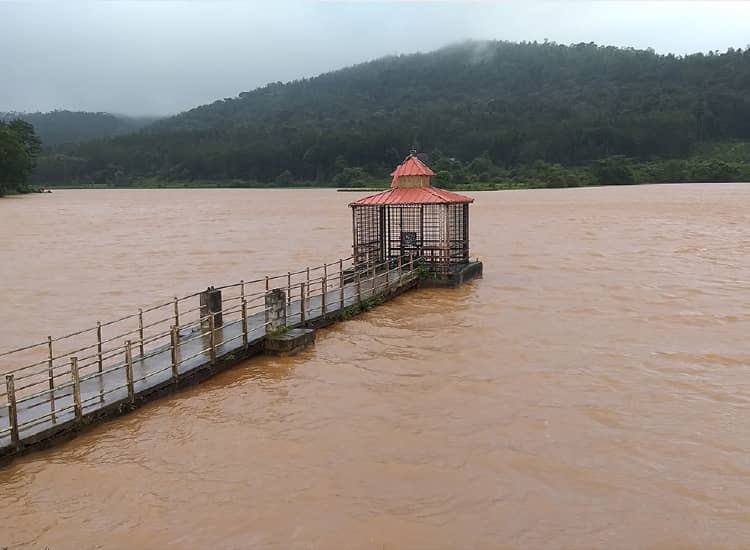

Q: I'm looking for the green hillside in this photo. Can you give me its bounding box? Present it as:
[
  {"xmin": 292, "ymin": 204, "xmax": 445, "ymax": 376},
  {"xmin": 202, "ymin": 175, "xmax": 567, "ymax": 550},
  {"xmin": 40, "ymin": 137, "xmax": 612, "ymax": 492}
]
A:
[
  {"xmin": 1, "ymin": 110, "xmax": 159, "ymax": 147},
  {"xmin": 32, "ymin": 41, "xmax": 750, "ymax": 187}
]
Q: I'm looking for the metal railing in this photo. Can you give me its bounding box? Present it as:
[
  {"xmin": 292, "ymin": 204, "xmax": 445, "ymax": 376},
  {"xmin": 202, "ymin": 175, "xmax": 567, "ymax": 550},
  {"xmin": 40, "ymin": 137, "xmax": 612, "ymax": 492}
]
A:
[{"xmin": 0, "ymin": 253, "xmax": 422, "ymax": 447}]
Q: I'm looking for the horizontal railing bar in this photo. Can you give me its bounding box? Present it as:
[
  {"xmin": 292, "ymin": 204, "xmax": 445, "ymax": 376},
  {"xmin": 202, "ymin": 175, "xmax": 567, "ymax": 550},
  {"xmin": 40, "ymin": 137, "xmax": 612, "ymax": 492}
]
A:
[
  {"xmin": 0, "ymin": 255, "xmax": 408, "ymax": 376},
  {"xmin": 139, "ymin": 330, "xmax": 172, "ymax": 347},
  {"xmin": 81, "ymin": 393, "xmax": 107, "ymax": 407},
  {"xmin": 139, "ymin": 301, "xmax": 174, "ymax": 315},
  {"xmin": 176, "ymin": 349, "xmax": 210, "ymax": 365},
  {"xmin": 215, "ymin": 333, "xmax": 244, "ymax": 348},
  {"xmin": 100, "ymin": 327, "xmax": 142, "ymax": 346},
  {"xmin": 13, "ymin": 377, "xmax": 52, "ymax": 392},
  {"xmin": 19, "ymin": 412, "xmax": 65, "ymax": 432},
  {"xmin": 21, "ymin": 394, "xmax": 59, "ymax": 413},
  {"xmin": 12, "ymin": 367, "xmax": 53, "ymax": 382},
  {"xmin": 98, "ymin": 382, "xmax": 130, "ymax": 398},
  {"xmin": 15, "ymin": 385, "xmax": 60, "ymax": 406},
  {"xmin": 140, "ymin": 315, "xmax": 174, "ymax": 331},
  {"xmin": 176, "ymin": 330, "xmax": 212, "ymax": 346},
  {"xmin": 0, "ymin": 340, "xmax": 47, "ymax": 358},
  {"xmin": 138, "ymin": 346, "xmax": 171, "ymax": 363},
  {"xmin": 5, "ymin": 358, "xmax": 49, "ymax": 375},
  {"xmin": 135, "ymin": 364, "xmax": 173, "ymax": 383},
  {"xmin": 48, "ymin": 325, "xmax": 97, "ymax": 343}
]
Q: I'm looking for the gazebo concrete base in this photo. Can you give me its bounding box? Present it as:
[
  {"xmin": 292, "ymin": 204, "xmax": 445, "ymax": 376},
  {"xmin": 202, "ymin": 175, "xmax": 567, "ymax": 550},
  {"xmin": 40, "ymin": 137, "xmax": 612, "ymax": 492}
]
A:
[{"xmin": 419, "ymin": 261, "xmax": 484, "ymax": 288}]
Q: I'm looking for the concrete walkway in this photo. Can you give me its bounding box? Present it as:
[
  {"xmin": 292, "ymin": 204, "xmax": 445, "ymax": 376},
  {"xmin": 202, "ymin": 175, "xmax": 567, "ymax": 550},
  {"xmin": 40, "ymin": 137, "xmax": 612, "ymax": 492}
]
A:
[{"xmin": 0, "ymin": 264, "xmax": 416, "ymax": 458}]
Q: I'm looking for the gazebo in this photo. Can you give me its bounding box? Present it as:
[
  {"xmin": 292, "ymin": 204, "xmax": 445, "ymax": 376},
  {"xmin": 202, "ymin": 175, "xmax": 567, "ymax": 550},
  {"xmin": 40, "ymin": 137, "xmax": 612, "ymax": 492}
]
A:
[{"xmin": 350, "ymin": 150, "xmax": 478, "ymax": 281}]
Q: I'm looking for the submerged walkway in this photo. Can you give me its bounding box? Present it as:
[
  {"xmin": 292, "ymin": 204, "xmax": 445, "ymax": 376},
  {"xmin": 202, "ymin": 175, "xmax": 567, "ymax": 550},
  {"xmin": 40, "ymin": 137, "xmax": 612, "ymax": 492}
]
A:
[{"xmin": 0, "ymin": 256, "xmax": 420, "ymax": 460}]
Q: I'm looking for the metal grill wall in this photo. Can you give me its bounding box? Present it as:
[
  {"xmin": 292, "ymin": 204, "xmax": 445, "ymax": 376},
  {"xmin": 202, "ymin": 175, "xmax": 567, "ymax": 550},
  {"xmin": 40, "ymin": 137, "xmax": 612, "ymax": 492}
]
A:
[
  {"xmin": 352, "ymin": 203, "xmax": 470, "ymax": 278},
  {"xmin": 352, "ymin": 205, "xmax": 382, "ymax": 265}
]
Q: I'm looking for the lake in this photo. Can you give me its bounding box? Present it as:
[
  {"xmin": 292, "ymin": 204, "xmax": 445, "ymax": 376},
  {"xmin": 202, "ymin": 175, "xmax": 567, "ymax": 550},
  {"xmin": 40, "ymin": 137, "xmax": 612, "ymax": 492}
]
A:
[{"xmin": 1, "ymin": 185, "xmax": 749, "ymax": 548}]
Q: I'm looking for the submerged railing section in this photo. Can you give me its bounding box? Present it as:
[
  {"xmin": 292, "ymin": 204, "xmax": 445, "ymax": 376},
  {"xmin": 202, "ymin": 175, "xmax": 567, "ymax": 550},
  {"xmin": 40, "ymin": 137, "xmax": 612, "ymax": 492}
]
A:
[{"xmin": 0, "ymin": 254, "xmax": 422, "ymax": 448}]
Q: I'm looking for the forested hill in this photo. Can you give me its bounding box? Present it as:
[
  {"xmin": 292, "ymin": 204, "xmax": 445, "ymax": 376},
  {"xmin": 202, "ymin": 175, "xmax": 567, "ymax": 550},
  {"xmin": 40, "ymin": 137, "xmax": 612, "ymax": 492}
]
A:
[
  {"xmin": 1, "ymin": 110, "xmax": 159, "ymax": 147},
  {"xmin": 34, "ymin": 41, "xmax": 750, "ymax": 186}
]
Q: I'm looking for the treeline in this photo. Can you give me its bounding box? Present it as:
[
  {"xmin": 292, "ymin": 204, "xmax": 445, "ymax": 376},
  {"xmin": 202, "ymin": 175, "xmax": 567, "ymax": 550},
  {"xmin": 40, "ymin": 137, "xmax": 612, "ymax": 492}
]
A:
[
  {"xmin": 1, "ymin": 110, "xmax": 160, "ymax": 147},
  {"xmin": 0, "ymin": 120, "xmax": 41, "ymax": 195},
  {"xmin": 31, "ymin": 40, "xmax": 750, "ymax": 186}
]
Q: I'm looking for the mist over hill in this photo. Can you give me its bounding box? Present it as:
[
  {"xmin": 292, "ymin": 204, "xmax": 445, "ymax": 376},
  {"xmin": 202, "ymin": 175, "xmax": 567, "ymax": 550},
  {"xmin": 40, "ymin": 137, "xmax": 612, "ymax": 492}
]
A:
[
  {"xmin": 0, "ymin": 110, "xmax": 161, "ymax": 147},
  {"xmin": 31, "ymin": 41, "xmax": 750, "ymax": 187}
]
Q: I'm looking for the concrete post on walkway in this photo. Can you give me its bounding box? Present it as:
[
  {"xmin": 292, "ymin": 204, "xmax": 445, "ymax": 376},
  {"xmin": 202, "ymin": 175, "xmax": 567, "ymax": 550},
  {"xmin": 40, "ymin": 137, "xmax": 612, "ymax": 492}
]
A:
[
  {"xmin": 200, "ymin": 286, "xmax": 223, "ymax": 328},
  {"xmin": 265, "ymin": 289, "xmax": 287, "ymax": 333}
]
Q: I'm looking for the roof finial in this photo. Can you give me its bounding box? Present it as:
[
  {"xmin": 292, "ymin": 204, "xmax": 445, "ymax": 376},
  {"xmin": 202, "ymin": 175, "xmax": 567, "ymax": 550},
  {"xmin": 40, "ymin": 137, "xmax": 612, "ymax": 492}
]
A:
[{"xmin": 410, "ymin": 146, "xmax": 417, "ymax": 157}]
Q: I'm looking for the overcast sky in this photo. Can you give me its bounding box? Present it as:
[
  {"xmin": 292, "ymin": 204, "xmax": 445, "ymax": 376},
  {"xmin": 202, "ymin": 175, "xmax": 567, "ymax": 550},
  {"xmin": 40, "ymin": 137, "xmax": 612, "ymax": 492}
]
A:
[{"xmin": 1, "ymin": 1, "xmax": 749, "ymax": 116}]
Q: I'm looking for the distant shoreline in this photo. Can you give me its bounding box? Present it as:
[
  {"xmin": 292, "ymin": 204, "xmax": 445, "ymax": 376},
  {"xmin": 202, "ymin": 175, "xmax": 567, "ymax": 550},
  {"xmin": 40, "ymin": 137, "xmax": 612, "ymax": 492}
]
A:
[
  {"xmin": 34, "ymin": 181, "xmax": 536, "ymax": 192},
  {"xmin": 26, "ymin": 181, "xmax": 750, "ymax": 195}
]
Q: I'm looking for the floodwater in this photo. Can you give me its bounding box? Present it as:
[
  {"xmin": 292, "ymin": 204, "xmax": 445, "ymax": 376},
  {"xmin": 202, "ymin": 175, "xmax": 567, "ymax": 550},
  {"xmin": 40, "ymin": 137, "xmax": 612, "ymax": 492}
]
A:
[{"xmin": 1, "ymin": 185, "xmax": 750, "ymax": 549}]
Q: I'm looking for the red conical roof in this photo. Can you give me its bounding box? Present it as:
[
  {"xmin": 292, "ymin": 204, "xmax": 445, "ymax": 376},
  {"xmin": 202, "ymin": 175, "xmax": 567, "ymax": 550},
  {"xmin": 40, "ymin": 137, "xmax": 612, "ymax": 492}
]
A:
[
  {"xmin": 350, "ymin": 186, "xmax": 474, "ymax": 206},
  {"xmin": 390, "ymin": 155, "xmax": 436, "ymax": 178},
  {"xmin": 350, "ymin": 149, "xmax": 474, "ymax": 206}
]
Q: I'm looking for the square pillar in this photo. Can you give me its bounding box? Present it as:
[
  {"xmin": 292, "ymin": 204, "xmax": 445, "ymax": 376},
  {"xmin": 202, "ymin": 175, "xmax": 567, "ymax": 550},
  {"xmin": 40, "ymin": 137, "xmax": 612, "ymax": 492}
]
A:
[
  {"xmin": 265, "ymin": 289, "xmax": 287, "ymax": 332},
  {"xmin": 200, "ymin": 286, "xmax": 223, "ymax": 327}
]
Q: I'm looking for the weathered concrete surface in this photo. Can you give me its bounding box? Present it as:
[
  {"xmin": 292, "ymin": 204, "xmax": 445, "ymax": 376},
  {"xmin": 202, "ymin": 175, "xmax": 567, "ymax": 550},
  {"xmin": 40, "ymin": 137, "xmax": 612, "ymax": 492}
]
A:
[
  {"xmin": 265, "ymin": 328, "xmax": 316, "ymax": 356},
  {"xmin": 418, "ymin": 261, "xmax": 484, "ymax": 288}
]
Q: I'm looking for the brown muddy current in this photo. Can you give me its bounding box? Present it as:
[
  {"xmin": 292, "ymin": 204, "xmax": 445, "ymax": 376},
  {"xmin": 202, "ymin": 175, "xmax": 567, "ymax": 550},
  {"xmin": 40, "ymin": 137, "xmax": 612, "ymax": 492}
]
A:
[{"xmin": 1, "ymin": 186, "xmax": 750, "ymax": 549}]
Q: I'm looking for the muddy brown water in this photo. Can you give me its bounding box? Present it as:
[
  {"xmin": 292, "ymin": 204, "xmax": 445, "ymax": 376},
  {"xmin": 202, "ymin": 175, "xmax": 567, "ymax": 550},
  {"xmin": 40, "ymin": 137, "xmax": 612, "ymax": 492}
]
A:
[{"xmin": 1, "ymin": 186, "xmax": 750, "ymax": 549}]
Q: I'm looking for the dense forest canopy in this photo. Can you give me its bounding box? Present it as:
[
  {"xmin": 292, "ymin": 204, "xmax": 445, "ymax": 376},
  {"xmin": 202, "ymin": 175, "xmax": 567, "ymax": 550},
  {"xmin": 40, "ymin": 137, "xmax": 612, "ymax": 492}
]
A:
[
  {"xmin": 30, "ymin": 41, "xmax": 750, "ymax": 187},
  {"xmin": 0, "ymin": 110, "xmax": 160, "ymax": 147},
  {"xmin": 0, "ymin": 119, "xmax": 41, "ymax": 195}
]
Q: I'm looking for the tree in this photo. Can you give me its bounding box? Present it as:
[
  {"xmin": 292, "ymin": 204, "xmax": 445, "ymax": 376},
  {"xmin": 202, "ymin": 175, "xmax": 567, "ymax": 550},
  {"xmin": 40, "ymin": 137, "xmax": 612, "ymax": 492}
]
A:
[
  {"xmin": 591, "ymin": 156, "xmax": 635, "ymax": 185},
  {"xmin": 0, "ymin": 119, "xmax": 41, "ymax": 194}
]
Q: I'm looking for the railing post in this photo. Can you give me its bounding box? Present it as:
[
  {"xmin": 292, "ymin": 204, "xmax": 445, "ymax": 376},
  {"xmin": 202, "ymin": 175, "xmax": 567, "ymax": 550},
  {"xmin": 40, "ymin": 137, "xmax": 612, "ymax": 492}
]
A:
[
  {"xmin": 125, "ymin": 341, "xmax": 134, "ymax": 403},
  {"xmin": 71, "ymin": 357, "xmax": 82, "ymax": 421},
  {"xmin": 240, "ymin": 279, "xmax": 245, "ymax": 301},
  {"xmin": 208, "ymin": 313, "xmax": 216, "ymax": 364},
  {"xmin": 47, "ymin": 335, "xmax": 54, "ymax": 392},
  {"xmin": 47, "ymin": 335, "xmax": 57, "ymax": 422},
  {"xmin": 5, "ymin": 374, "xmax": 19, "ymax": 446},
  {"xmin": 300, "ymin": 282, "xmax": 306, "ymax": 324},
  {"xmin": 138, "ymin": 308, "xmax": 145, "ymax": 357},
  {"xmin": 287, "ymin": 272, "xmax": 292, "ymax": 304},
  {"xmin": 339, "ymin": 258, "xmax": 344, "ymax": 309},
  {"xmin": 265, "ymin": 276, "xmax": 270, "ymax": 292},
  {"xmin": 322, "ymin": 277, "xmax": 327, "ymax": 316},
  {"xmin": 170, "ymin": 326, "xmax": 179, "ymax": 382},
  {"xmin": 356, "ymin": 272, "xmax": 362, "ymax": 305},
  {"xmin": 241, "ymin": 298, "xmax": 248, "ymax": 349},
  {"xmin": 96, "ymin": 321, "xmax": 103, "ymax": 373}
]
